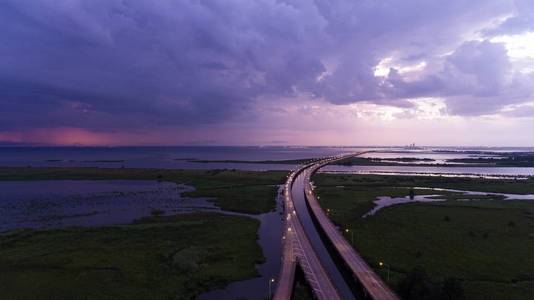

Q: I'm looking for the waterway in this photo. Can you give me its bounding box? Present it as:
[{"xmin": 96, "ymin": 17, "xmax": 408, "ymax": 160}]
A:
[
  {"xmin": 321, "ymin": 165, "xmax": 534, "ymax": 178},
  {"xmin": 197, "ymin": 187, "xmax": 284, "ymax": 300},
  {"xmin": 0, "ymin": 179, "xmax": 284, "ymax": 300},
  {"xmin": 0, "ymin": 180, "xmax": 217, "ymax": 232},
  {"xmin": 2, "ymin": 146, "xmax": 534, "ymax": 177},
  {"xmin": 291, "ymin": 170, "xmax": 356, "ymax": 300},
  {"xmin": 362, "ymin": 188, "xmax": 534, "ymax": 218}
]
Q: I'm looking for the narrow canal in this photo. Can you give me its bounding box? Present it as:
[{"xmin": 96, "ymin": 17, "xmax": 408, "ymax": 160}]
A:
[
  {"xmin": 291, "ymin": 170, "xmax": 356, "ymax": 300},
  {"xmin": 197, "ymin": 186, "xmax": 284, "ymax": 300}
]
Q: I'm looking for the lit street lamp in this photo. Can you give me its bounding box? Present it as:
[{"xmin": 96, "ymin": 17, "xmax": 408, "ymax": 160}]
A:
[
  {"xmin": 345, "ymin": 228, "xmax": 354, "ymax": 245},
  {"xmin": 379, "ymin": 261, "xmax": 390, "ymax": 282},
  {"xmin": 268, "ymin": 277, "xmax": 275, "ymax": 300}
]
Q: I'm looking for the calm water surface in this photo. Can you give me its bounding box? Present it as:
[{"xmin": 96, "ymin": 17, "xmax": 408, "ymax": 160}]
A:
[
  {"xmin": 197, "ymin": 187, "xmax": 284, "ymax": 300},
  {"xmin": 0, "ymin": 146, "xmax": 366, "ymax": 169},
  {"xmin": 2, "ymin": 146, "xmax": 533, "ymax": 176},
  {"xmin": 0, "ymin": 180, "xmax": 217, "ymax": 232},
  {"xmin": 291, "ymin": 171, "xmax": 355, "ymax": 300},
  {"xmin": 363, "ymin": 188, "xmax": 534, "ymax": 217},
  {"xmin": 0, "ymin": 179, "xmax": 284, "ymax": 300},
  {"xmin": 321, "ymin": 165, "xmax": 534, "ymax": 177}
]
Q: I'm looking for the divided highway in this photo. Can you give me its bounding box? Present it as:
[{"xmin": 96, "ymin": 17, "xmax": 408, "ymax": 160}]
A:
[
  {"xmin": 273, "ymin": 153, "xmax": 399, "ymax": 300},
  {"xmin": 274, "ymin": 163, "xmax": 341, "ymax": 300},
  {"xmin": 305, "ymin": 154, "xmax": 399, "ymax": 300}
]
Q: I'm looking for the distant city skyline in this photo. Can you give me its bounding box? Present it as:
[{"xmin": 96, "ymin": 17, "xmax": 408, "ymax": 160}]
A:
[{"xmin": 1, "ymin": 1, "xmax": 533, "ymax": 146}]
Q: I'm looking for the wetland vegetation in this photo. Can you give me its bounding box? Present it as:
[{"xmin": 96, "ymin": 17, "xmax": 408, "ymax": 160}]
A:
[
  {"xmin": 0, "ymin": 167, "xmax": 288, "ymax": 299},
  {"xmin": 181, "ymin": 158, "xmax": 315, "ymax": 165},
  {"xmin": 0, "ymin": 213, "xmax": 263, "ymax": 300},
  {"xmin": 0, "ymin": 167, "xmax": 287, "ymax": 214},
  {"xmin": 313, "ymin": 173, "xmax": 534, "ymax": 300}
]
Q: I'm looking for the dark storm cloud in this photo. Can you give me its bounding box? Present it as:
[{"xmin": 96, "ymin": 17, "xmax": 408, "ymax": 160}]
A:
[
  {"xmin": 0, "ymin": 0, "xmax": 268, "ymax": 129},
  {"xmin": 0, "ymin": 0, "xmax": 532, "ymax": 132}
]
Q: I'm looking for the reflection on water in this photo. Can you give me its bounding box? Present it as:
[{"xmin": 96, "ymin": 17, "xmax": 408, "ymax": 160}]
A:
[
  {"xmin": 363, "ymin": 195, "xmax": 445, "ymax": 217},
  {"xmin": 0, "ymin": 146, "xmax": 369, "ymax": 169},
  {"xmin": 414, "ymin": 187, "xmax": 534, "ymax": 201},
  {"xmin": 361, "ymin": 151, "xmax": 498, "ymax": 165},
  {"xmin": 291, "ymin": 171, "xmax": 356, "ymax": 300},
  {"xmin": 0, "ymin": 179, "xmax": 284, "ymax": 300},
  {"xmin": 0, "ymin": 180, "xmax": 217, "ymax": 232},
  {"xmin": 197, "ymin": 186, "xmax": 283, "ymax": 300},
  {"xmin": 321, "ymin": 165, "xmax": 534, "ymax": 178},
  {"xmin": 363, "ymin": 188, "xmax": 534, "ymax": 218},
  {"xmin": 328, "ymin": 149, "xmax": 534, "ymax": 177},
  {"xmin": 1, "ymin": 147, "xmax": 533, "ymax": 177}
]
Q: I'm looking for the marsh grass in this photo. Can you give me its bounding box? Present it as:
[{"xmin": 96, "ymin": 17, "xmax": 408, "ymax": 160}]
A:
[
  {"xmin": 0, "ymin": 213, "xmax": 263, "ymax": 300},
  {"xmin": 0, "ymin": 167, "xmax": 287, "ymax": 214},
  {"xmin": 313, "ymin": 174, "xmax": 534, "ymax": 299}
]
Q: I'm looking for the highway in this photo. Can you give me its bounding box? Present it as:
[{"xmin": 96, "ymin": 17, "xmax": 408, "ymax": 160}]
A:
[
  {"xmin": 291, "ymin": 170, "xmax": 356, "ymax": 299},
  {"xmin": 273, "ymin": 163, "xmax": 341, "ymax": 300},
  {"xmin": 273, "ymin": 153, "xmax": 399, "ymax": 300},
  {"xmin": 305, "ymin": 153, "xmax": 399, "ymax": 300}
]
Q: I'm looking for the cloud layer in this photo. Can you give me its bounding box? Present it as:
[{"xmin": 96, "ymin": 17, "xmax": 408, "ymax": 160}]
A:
[{"xmin": 0, "ymin": 0, "xmax": 533, "ymax": 144}]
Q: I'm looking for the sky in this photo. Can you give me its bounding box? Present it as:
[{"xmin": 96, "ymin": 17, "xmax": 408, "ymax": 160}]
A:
[{"xmin": 1, "ymin": 0, "xmax": 534, "ymax": 146}]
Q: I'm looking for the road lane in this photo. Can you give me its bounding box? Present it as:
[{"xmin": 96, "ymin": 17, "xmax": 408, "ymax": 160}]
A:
[
  {"xmin": 305, "ymin": 153, "xmax": 399, "ymax": 300},
  {"xmin": 291, "ymin": 171, "xmax": 355, "ymax": 300},
  {"xmin": 273, "ymin": 164, "xmax": 340, "ymax": 300},
  {"xmin": 273, "ymin": 153, "xmax": 398, "ymax": 300}
]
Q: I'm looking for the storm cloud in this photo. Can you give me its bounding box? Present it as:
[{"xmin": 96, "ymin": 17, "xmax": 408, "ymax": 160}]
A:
[{"xmin": 0, "ymin": 0, "xmax": 533, "ymax": 135}]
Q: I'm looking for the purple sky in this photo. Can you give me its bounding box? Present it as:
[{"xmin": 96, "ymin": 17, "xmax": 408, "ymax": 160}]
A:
[{"xmin": 1, "ymin": 0, "xmax": 534, "ymax": 146}]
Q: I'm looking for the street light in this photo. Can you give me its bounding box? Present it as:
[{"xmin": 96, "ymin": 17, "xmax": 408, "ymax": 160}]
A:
[
  {"xmin": 379, "ymin": 261, "xmax": 390, "ymax": 283},
  {"xmin": 345, "ymin": 228, "xmax": 354, "ymax": 245},
  {"xmin": 268, "ymin": 278, "xmax": 275, "ymax": 300}
]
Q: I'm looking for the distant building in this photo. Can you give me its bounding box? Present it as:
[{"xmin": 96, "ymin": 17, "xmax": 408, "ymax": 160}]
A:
[{"xmin": 404, "ymin": 143, "xmax": 425, "ymax": 150}]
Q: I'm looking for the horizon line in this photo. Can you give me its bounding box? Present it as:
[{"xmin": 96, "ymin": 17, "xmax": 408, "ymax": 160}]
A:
[{"xmin": 1, "ymin": 145, "xmax": 533, "ymax": 149}]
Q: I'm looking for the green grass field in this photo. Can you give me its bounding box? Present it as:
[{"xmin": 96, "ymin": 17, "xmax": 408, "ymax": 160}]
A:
[
  {"xmin": 0, "ymin": 167, "xmax": 287, "ymax": 214},
  {"xmin": 0, "ymin": 213, "xmax": 263, "ymax": 300},
  {"xmin": 313, "ymin": 174, "xmax": 534, "ymax": 300}
]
